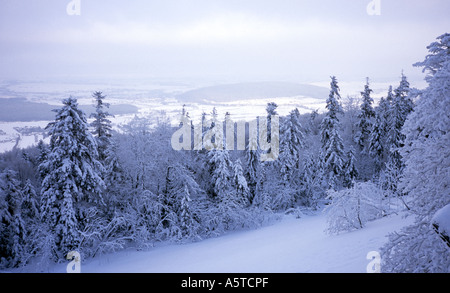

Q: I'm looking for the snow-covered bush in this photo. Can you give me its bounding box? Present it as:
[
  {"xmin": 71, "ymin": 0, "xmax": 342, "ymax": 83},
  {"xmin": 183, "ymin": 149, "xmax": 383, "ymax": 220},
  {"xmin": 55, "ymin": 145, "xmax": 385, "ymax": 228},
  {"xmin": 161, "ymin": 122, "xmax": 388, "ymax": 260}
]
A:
[{"xmin": 325, "ymin": 181, "xmax": 384, "ymax": 234}]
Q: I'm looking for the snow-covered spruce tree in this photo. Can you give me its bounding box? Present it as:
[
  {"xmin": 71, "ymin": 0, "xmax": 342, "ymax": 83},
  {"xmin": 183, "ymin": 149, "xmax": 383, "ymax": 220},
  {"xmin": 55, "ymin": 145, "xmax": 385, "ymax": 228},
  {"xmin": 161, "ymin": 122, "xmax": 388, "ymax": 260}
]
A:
[
  {"xmin": 307, "ymin": 109, "xmax": 320, "ymax": 135},
  {"xmin": 90, "ymin": 91, "xmax": 113, "ymax": 162},
  {"xmin": 413, "ymin": 33, "xmax": 450, "ymax": 81},
  {"xmin": 387, "ymin": 73, "xmax": 412, "ymax": 173},
  {"xmin": 368, "ymin": 99, "xmax": 388, "ymax": 173},
  {"xmin": 209, "ymin": 149, "xmax": 241, "ymax": 230},
  {"xmin": 266, "ymin": 102, "xmax": 278, "ymax": 143},
  {"xmin": 160, "ymin": 164, "xmax": 204, "ymax": 241},
  {"xmin": 102, "ymin": 138, "xmax": 127, "ymax": 205},
  {"xmin": 39, "ymin": 97, "xmax": 105, "ymax": 259},
  {"xmin": 179, "ymin": 185, "xmax": 201, "ymax": 241},
  {"xmin": 342, "ymin": 146, "xmax": 358, "ymax": 189},
  {"xmin": 379, "ymin": 86, "xmax": 394, "ymax": 145},
  {"xmin": 196, "ymin": 107, "xmax": 223, "ymax": 197},
  {"xmin": 355, "ymin": 78, "xmax": 375, "ymax": 152},
  {"xmin": 252, "ymin": 165, "xmax": 272, "ymax": 212},
  {"xmin": 36, "ymin": 140, "xmax": 49, "ymax": 180},
  {"xmin": 381, "ymin": 34, "xmax": 450, "ymax": 272},
  {"xmin": 272, "ymin": 108, "xmax": 305, "ymax": 210},
  {"xmin": 232, "ymin": 158, "xmax": 250, "ymax": 206},
  {"xmin": 21, "ymin": 179, "xmax": 40, "ymax": 222},
  {"xmin": 299, "ymin": 153, "xmax": 324, "ymax": 208},
  {"xmin": 245, "ymin": 119, "xmax": 261, "ymax": 204},
  {"xmin": 0, "ymin": 169, "xmax": 27, "ymax": 268},
  {"xmin": 320, "ymin": 76, "xmax": 345, "ymax": 190},
  {"xmin": 278, "ymin": 108, "xmax": 304, "ymax": 183}
]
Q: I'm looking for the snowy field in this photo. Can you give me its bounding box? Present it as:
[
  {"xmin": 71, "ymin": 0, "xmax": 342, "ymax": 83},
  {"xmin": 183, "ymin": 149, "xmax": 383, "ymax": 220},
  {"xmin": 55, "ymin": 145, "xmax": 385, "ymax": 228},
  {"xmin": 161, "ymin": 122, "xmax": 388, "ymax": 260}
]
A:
[
  {"xmin": 0, "ymin": 78, "xmax": 408, "ymax": 153},
  {"xmin": 34, "ymin": 211, "xmax": 413, "ymax": 274}
]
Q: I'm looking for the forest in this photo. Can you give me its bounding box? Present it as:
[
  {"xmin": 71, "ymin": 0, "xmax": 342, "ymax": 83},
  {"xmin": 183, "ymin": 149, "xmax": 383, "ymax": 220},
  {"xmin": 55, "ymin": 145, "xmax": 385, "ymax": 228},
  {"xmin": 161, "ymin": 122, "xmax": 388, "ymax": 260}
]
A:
[{"xmin": 0, "ymin": 33, "xmax": 449, "ymax": 273}]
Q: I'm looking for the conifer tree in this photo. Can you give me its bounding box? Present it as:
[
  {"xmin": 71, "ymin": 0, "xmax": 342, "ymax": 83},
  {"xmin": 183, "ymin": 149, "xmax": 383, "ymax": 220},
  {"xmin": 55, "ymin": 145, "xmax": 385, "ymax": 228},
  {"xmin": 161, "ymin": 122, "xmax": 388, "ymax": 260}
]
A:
[
  {"xmin": 39, "ymin": 97, "xmax": 105, "ymax": 257},
  {"xmin": 320, "ymin": 76, "xmax": 345, "ymax": 190},
  {"xmin": 90, "ymin": 91, "xmax": 113, "ymax": 162},
  {"xmin": 0, "ymin": 169, "xmax": 27, "ymax": 268},
  {"xmin": 368, "ymin": 102, "xmax": 387, "ymax": 173},
  {"xmin": 232, "ymin": 159, "xmax": 250, "ymax": 206},
  {"xmin": 300, "ymin": 153, "xmax": 324, "ymax": 208},
  {"xmin": 279, "ymin": 108, "xmax": 304, "ymax": 183},
  {"xmin": 342, "ymin": 147, "xmax": 358, "ymax": 189},
  {"xmin": 179, "ymin": 185, "xmax": 199, "ymax": 239},
  {"xmin": 387, "ymin": 73, "xmax": 412, "ymax": 172},
  {"xmin": 245, "ymin": 120, "xmax": 260, "ymax": 204},
  {"xmin": 356, "ymin": 78, "xmax": 375, "ymax": 152}
]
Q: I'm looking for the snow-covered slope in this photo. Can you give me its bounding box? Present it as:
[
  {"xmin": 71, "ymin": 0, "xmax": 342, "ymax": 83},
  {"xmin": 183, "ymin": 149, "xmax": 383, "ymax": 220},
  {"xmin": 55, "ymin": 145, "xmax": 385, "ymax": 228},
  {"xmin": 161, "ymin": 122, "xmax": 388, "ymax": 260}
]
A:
[{"xmin": 44, "ymin": 211, "xmax": 412, "ymax": 273}]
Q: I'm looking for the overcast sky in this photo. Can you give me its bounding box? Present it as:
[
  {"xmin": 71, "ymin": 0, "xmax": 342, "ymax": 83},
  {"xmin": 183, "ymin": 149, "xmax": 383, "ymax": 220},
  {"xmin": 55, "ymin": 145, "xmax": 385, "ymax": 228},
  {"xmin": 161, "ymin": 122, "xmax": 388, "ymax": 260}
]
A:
[{"xmin": 0, "ymin": 0, "xmax": 449, "ymax": 84}]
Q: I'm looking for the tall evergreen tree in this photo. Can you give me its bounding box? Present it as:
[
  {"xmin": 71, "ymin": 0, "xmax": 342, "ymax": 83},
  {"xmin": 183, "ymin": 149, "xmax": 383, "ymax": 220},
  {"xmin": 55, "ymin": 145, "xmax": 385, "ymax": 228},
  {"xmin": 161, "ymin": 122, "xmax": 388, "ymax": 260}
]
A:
[
  {"xmin": 342, "ymin": 147, "xmax": 358, "ymax": 189},
  {"xmin": 380, "ymin": 86, "xmax": 395, "ymax": 157},
  {"xmin": 0, "ymin": 169, "xmax": 27, "ymax": 268},
  {"xmin": 279, "ymin": 108, "xmax": 304, "ymax": 183},
  {"xmin": 413, "ymin": 33, "xmax": 450, "ymax": 80},
  {"xmin": 356, "ymin": 78, "xmax": 375, "ymax": 152},
  {"xmin": 320, "ymin": 76, "xmax": 345, "ymax": 190},
  {"xmin": 387, "ymin": 73, "xmax": 412, "ymax": 172},
  {"xmin": 39, "ymin": 97, "xmax": 105, "ymax": 257},
  {"xmin": 90, "ymin": 91, "xmax": 113, "ymax": 162},
  {"xmin": 300, "ymin": 153, "xmax": 324, "ymax": 208},
  {"xmin": 245, "ymin": 120, "xmax": 260, "ymax": 204},
  {"xmin": 368, "ymin": 95, "xmax": 392, "ymax": 173},
  {"xmin": 209, "ymin": 149, "xmax": 233, "ymax": 199},
  {"xmin": 232, "ymin": 159, "xmax": 250, "ymax": 206},
  {"xmin": 368, "ymin": 111, "xmax": 385, "ymax": 173},
  {"xmin": 179, "ymin": 185, "xmax": 200, "ymax": 240},
  {"xmin": 266, "ymin": 102, "xmax": 278, "ymax": 141}
]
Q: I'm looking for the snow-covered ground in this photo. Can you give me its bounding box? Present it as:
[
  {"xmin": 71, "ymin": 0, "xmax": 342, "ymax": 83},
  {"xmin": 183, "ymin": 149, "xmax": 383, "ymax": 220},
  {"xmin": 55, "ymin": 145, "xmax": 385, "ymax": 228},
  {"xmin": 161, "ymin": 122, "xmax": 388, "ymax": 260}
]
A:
[{"xmin": 40, "ymin": 211, "xmax": 412, "ymax": 273}]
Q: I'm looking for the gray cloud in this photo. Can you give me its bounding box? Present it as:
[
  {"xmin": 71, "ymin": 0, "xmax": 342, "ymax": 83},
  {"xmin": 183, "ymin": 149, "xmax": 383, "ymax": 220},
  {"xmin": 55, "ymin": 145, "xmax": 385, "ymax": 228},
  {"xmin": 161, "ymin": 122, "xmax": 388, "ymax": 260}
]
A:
[{"xmin": 0, "ymin": 0, "xmax": 449, "ymax": 83}]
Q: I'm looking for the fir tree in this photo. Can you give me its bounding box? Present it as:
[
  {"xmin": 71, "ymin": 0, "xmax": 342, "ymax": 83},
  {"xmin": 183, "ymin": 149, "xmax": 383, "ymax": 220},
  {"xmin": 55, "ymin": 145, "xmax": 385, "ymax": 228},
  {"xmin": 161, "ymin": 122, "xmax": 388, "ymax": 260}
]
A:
[
  {"xmin": 387, "ymin": 73, "xmax": 412, "ymax": 173},
  {"xmin": 266, "ymin": 102, "xmax": 278, "ymax": 140},
  {"xmin": 232, "ymin": 159, "xmax": 250, "ymax": 206},
  {"xmin": 380, "ymin": 86, "xmax": 395, "ymax": 159},
  {"xmin": 368, "ymin": 103, "xmax": 386, "ymax": 173},
  {"xmin": 39, "ymin": 97, "xmax": 105, "ymax": 257},
  {"xmin": 0, "ymin": 169, "xmax": 27, "ymax": 268},
  {"xmin": 342, "ymin": 146, "xmax": 358, "ymax": 189},
  {"xmin": 209, "ymin": 149, "xmax": 233, "ymax": 199},
  {"xmin": 300, "ymin": 153, "xmax": 324, "ymax": 208},
  {"xmin": 36, "ymin": 140, "xmax": 49, "ymax": 180},
  {"xmin": 90, "ymin": 91, "xmax": 114, "ymax": 162},
  {"xmin": 356, "ymin": 78, "xmax": 375, "ymax": 152},
  {"xmin": 279, "ymin": 108, "xmax": 304, "ymax": 183},
  {"xmin": 179, "ymin": 185, "xmax": 200, "ymax": 240},
  {"xmin": 21, "ymin": 179, "xmax": 40, "ymax": 221},
  {"xmin": 245, "ymin": 121, "xmax": 260, "ymax": 204},
  {"xmin": 252, "ymin": 166, "xmax": 271, "ymax": 211},
  {"xmin": 320, "ymin": 76, "xmax": 345, "ymax": 190},
  {"xmin": 413, "ymin": 33, "xmax": 450, "ymax": 80}
]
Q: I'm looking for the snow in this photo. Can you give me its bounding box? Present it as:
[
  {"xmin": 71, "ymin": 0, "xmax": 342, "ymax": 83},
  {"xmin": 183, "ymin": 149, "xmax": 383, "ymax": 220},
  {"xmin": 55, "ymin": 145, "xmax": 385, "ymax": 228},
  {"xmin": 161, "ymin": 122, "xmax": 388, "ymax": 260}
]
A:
[
  {"xmin": 43, "ymin": 211, "xmax": 412, "ymax": 273},
  {"xmin": 432, "ymin": 204, "xmax": 450, "ymax": 236}
]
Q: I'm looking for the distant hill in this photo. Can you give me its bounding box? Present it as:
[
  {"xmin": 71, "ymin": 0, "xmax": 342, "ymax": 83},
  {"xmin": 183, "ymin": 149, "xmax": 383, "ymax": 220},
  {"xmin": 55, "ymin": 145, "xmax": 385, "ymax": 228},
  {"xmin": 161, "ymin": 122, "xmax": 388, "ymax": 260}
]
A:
[
  {"xmin": 0, "ymin": 98, "xmax": 138, "ymax": 122},
  {"xmin": 176, "ymin": 82, "xmax": 330, "ymax": 103}
]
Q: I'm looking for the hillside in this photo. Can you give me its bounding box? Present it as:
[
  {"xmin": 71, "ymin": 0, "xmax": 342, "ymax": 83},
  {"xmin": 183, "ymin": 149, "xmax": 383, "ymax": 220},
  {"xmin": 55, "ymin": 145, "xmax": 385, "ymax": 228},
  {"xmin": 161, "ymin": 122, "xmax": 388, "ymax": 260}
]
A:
[
  {"xmin": 176, "ymin": 82, "xmax": 330, "ymax": 103},
  {"xmin": 33, "ymin": 211, "xmax": 413, "ymax": 273}
]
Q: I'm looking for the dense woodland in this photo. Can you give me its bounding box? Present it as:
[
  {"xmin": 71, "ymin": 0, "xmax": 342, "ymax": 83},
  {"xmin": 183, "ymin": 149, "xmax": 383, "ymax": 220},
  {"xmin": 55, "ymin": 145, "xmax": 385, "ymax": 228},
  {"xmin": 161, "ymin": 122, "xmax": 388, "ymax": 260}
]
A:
[{"xmin": 0, "ymin": 33, "xmax": 448, "ymax": 272}]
